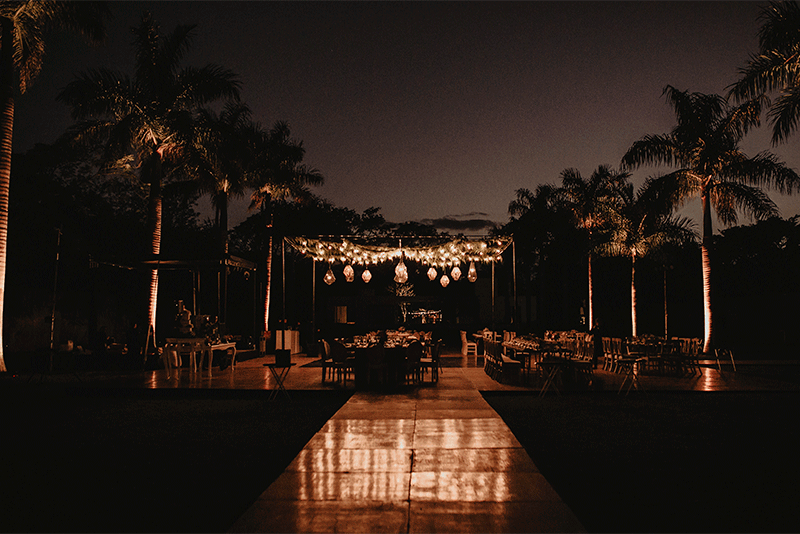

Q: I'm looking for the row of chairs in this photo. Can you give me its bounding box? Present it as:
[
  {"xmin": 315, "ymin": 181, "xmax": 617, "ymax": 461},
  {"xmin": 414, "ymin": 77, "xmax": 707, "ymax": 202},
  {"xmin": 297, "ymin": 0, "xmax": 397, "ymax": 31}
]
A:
[
  {"xmin": 320, "ymin": 338, "xmax": 442, "ymax": 387},
  {"xmin": 602, "ymin": 337, "xmax": 703, "ymax": 376}
]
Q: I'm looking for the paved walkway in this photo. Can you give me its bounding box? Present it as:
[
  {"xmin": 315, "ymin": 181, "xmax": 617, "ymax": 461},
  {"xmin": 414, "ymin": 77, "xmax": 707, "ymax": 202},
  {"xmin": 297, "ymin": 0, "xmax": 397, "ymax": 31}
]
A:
[{"xmin": 229, "ymin": 367, "xmax": 585, "ymax": 533}]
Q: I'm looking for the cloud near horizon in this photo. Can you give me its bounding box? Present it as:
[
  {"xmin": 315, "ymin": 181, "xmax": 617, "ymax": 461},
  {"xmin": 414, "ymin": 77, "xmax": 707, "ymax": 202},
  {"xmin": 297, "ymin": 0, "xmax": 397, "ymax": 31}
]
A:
[{"xmin": 419, "ymin": 214, "xmax": 499, "ymax": 233}]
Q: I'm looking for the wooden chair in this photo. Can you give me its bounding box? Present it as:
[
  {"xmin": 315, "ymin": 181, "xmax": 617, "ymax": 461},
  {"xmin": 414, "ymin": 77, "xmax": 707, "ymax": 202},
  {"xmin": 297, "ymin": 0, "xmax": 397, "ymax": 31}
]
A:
[
  {"xmin": 365, "ymin": 343, "xmax": 387, "ymax": 388},
  {"xmin": 405, "ymin": 340, "xmax": 424, "ymax": 384},
  {"xmin": 460, "ymin": 330, "xmax": 477, "ymax": 356},
  {"xmin": 330, "ymin": 340, "xmax": 354, "ymax": 384},
  {"xmin": 420, "ymin": 340, "xmax": 441, "ymax": 382},
  {"xmin": 320, "ymin": 340, "xmax": 335, "ymax": 382}
]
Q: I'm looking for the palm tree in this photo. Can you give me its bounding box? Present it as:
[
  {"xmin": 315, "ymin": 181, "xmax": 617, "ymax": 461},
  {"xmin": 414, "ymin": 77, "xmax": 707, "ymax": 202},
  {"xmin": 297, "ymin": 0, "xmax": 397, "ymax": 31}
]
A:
[
  {"xmin": 728, "ymin": 0, "xmax": 800, "ymax": 144},
  {"xmin": 599, "ymin": 176, "xmax": 697, "ymax": 338},
  {"xmin": 57, "ymin": 12, "xmax": 240, "ymax": 355},
  {"xmin": 188, "ymin": 101, "xmax": 259, "ymax": 323},
  {"xmin": 555, "ymin": 165, "xmax": 630, "ymax": 331},
  {"xmin": 248, "ymin": 121, "xmax": 323, "ymax": 333},
  {"xmin": 0, "ymin": 1, "xmax": 108, "ymax": 372},
  {"xmin": 622, "ymin": 86, "xmax": 799, "ymax": 352},
  {"xmin": 191, "ymin": 102, "xmax": 256, "ymax": 257}
]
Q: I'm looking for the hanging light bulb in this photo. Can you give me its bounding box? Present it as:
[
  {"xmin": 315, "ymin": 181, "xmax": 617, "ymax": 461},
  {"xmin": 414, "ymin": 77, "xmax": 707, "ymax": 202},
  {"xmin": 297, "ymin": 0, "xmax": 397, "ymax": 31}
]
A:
[
  {"xmin": 394, "ymin": 259, "xmax": 408, "ymax": 283},
  {"xmin": 324, "ymin": 266, "xmax": 336, "ymax": 285},
  {"xmin": 451, "ymin": 265, "xmax": 462, "ymax": 281},
  {"xmin": 440, "ymin": 274, "xmax": 450, "ymax": 288},
  {"xmin": 427, "ymin": 266, "xmax": 437, "ymax": 281},
  {"xmin": 362, "ymin": 267, "xmax": 372, "ymax": 283},
  {"xmin": 467, "ymin": 261, "xmax": 478, "ymax": 282},
  {"xmin": 343, "ymin": 264, "xmax": 355, "ymax": 282}
]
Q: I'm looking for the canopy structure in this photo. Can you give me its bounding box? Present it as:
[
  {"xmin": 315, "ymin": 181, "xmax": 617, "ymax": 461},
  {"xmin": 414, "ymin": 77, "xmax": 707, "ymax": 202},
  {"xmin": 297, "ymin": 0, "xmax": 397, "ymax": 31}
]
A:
[
  {"xmin": 284, "ymin": 235, "xmax": 516, "ymax": 334},
  {"xmin": 285, "ymin": 235, "xmax": 512, "ymax": 267}
]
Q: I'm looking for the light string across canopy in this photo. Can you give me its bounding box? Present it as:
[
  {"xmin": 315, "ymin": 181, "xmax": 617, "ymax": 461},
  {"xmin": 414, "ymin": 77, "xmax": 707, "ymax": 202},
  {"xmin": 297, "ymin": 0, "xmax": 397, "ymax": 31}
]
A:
[{"xmin": 286, "ymin": 236, "xmax": 512, "ymax": 268}]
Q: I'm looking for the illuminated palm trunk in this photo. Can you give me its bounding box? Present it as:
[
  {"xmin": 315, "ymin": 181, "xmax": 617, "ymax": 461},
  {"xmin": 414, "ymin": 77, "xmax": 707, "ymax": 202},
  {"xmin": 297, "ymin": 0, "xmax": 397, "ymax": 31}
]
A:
[
  {"xmin": 587, "ymin": 252, "xmax": 593, "ymax": 331},
  {"xmin": 630, "ymin": 251, "xmax": 638, "ymax": 338},
  {"xmin": 701, "ymin": 187, "xmax": 713, "ymax": 353},
  {"xmin": 144, "ymin": 155, "xmax": 163, "ymax": 355},
  {"xmin": 262, "ymin": 211, "xmax": 273, "ymax": 333},
  {"xmin": 0, "ymin": 17, "xmax": 14, "ymax": 372}
]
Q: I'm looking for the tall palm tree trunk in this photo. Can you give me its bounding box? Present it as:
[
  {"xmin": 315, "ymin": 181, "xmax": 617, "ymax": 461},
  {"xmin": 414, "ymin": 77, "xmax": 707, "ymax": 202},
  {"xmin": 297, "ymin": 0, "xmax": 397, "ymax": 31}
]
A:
[
  {"xmin": 218, "ymin": 192, "xmax": 228, "ymax": 324},
  {"xmin": 263, "ymin": 210, "xmax": 273, "ymax": 333},
  {"xmin": 631, "ymin": 251, "xmax": 638, "ymax": 338},
  {"xmin": 587, "ymin": 252, "xmax": 594, "ymax": 331},
  {"xmin": 144, "ymin": 155, "xmax": 163, "ymax": 357},
  {"xmin": 701, "ymin": 186, "xmax": 713, "ymax": 353},
  {"xmin": 0, "ymin": 17, "xmax": 14, "ymax": 372}
]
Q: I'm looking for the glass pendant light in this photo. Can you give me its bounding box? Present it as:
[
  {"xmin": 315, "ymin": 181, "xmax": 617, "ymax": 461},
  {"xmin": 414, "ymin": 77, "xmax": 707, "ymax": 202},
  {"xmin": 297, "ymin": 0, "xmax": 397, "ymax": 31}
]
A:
[
  {"xmin": 427, "ymin": 266, "xmax": 437, "ymax": 281},
  {"xmin": 362, "ymin": 267, "xmax": 372, "ymax": 283},
  {"xmin": 324, "ymin": 266, "xmax": 336, "ymax": 285},
  {"xmin": 467, "ymin": 261, "xmax": 478, "ymax": 282},
  {"xmin": 343, "ymin": 264, "xmax": 355, "ymax": 282},
  {"xmin": 451, "ymin": 265, "xmax": 462, "ymax": 281},
  {"xmin": 394, "ymin": 259, "xmax": 408, "ymax": 283},
  {"xmin": 440, "ymin": 274, "xmax": 450, "ymax": 288}
]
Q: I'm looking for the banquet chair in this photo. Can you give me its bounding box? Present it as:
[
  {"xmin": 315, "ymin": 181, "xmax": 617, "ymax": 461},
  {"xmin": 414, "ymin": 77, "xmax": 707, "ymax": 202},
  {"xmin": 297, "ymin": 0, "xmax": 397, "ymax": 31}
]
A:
[
  {"xmin": 320, "ymin": 340, "xmax": 335, "ymax": 382},
  {"xmin": 460, "ymin": 330, "xmax": 477, "ymax": 356},
  {"xmin": 330, "ymin": 340, "xmax": 354, "ymax": 384},
  {"xmin": 365, "ymin": 343, "xmax": 387, "ymax": 388},
  {"xmin": 405, "ymin": 340, "xmax": 424, "ymax": 384},
  {"xmin": 420, "ymin": 340, "xmax": 441, "ymax": 382}
]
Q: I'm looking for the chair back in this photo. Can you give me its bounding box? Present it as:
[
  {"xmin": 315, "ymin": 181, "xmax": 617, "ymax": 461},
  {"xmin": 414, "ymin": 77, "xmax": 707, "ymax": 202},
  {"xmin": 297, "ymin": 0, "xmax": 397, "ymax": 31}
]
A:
[
  {"xmin": 322, "ymin": 340, "xmax": 332, "ymax": 360},
  {"xmin": 407, "ymin": 340, "xmax": 423, "ymax": 363},
  {"xmin": 330, "ymin": 340, "xmax": 349, "ymax": 363},
  {"xmin": 366, "ymin": 344, "xmax": 385, "ymax": 368},
  {"xmin": 460, "ymin": 330, "xmax": 468, "ymax": 344}
]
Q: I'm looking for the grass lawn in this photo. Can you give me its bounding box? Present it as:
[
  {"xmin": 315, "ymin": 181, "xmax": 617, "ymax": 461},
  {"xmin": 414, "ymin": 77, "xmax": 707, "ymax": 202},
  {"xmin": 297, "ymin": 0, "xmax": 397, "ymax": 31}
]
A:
[
  {"xmin": 4, "ymin": 383, "xmax": 799, "ymax": 533},
  {"xmin": 1, "ymin": 386, "xmax": 352, "ymax": 533},
  {"xmin": 483, "ymin": 390, "xmax": 800, "ymax": 533}
]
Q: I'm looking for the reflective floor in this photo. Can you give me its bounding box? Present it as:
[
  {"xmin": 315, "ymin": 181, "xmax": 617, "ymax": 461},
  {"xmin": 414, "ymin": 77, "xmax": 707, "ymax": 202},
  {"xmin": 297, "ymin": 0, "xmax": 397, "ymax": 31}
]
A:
[{"xmin": 229, "ymin": 369, "xmax": 586, "ymax": 533}]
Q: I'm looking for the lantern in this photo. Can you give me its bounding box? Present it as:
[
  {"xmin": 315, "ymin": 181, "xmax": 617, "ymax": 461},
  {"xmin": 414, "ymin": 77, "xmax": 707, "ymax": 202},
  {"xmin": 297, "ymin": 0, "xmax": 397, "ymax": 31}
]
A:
[
  {"xmin": 467, "ymin": 261, "xmax": 477, "ymax": 282},
  {"xmin": 440, "ymin": 274, "xmax": 450, "ymax": 287},
  {"xmin": 451, "ymin": 265, "xmax": 462, "ymax": 281},
  {"xmin": 362, "ymin": 268, "xmax": 372, "ymax": 283},
  {"xmin": 324, "ymin": 266, "xmax": 336, "ymax": 285},
  {"xmin": 343, "ymin": 264, "xmax": 355, "ymax": 282},
  {"xmin": 394, "ymin": 259, "xmax": 408, "ymax": 283},
  {"xmin": 427, "ymin": 266, "xmax": 437, "ymax": 281}
]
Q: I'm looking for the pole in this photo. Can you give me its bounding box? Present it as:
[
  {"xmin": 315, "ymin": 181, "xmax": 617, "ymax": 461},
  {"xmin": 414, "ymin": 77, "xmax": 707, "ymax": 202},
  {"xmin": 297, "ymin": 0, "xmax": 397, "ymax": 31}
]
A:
[
  {"xmin": 491, "ymin": 259, "xmax": 495, "ymax": 333},
  {"xmin": 512, "ymin": 239, "xmax": 517, "ymax": 325},
  {"xmin": 49, "ymin": 227, "xmax": 62, "ymax": 372},
  {"xmin": 312, "ymin": 258, "xmax": 316, "ymax": 343}
]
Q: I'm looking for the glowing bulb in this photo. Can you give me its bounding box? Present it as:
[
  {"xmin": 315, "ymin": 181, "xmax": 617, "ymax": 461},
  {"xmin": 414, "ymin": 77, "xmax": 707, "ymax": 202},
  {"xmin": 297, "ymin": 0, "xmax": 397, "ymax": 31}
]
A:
[
  {"xmin": 343, "ymin": 264, "xmax": 355, "ymax": 282},
  {"xmin": 440, "ymin": 274, "xmax": 450, "ymax": 288},
  {"xmin": 362, "ymin": 268, "xmax": 372, "ymax": 283},
  {"xmin": 468, "ymin": 261, "xmax": 477, "ymax": 282},
  {"xmin": 451, "ymin": 265, "xmax": 462, "ymax": 281},
  {"xmin": 324, "ymin": 266, "xmax": 336, "ymax": 285},
  {"xmin": 427, "ymin": 267, "xmax": 437, "ymax": 281},
  {"xmin": 394, "ymin": 260, "xmax": 408, "ymax": 283}
]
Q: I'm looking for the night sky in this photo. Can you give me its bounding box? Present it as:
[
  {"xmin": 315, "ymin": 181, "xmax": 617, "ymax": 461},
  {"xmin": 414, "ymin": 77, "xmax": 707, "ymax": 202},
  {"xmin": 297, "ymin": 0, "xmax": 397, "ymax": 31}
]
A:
[{"xmin": 12, "ymin": 1, "xmax": 799, "ymax": 233}]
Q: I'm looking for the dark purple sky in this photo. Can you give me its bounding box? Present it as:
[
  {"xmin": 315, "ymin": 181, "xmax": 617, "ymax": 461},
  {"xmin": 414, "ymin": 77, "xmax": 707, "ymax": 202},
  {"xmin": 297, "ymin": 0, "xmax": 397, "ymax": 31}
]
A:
[{"xmin": 13, "ymin": 1, "xmax": 799, "ymax": 233}]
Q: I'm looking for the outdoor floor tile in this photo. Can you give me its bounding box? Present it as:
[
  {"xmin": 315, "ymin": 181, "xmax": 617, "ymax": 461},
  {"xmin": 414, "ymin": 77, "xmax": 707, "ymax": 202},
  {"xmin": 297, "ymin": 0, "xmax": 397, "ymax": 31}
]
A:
[
  {"xmin": 410, "ymin": 472, "xmax": 562, "ymax": 502},
  {"xmin": 408, "ymin": 501, "xmax": 586, "ymax": 533},
  {"xmin": 412, "ymin": 448, "xmax": 538, "ymax": 472},
  {"xmin": 229, "ymin": 500, "xmax": 409, "ymax": 533},
  {"xmin": 305, "ymin": 432, "xmax": 415, "ymax": 450},
  {"xmin": 260, "ymin": 471, "xmax": 411, "ymax": 502},
  {"xmin": 287, "ymin": 448, "xmax": 413, "ymax": 473},
  {"xmin": 415, "ymin": 408, "xmax": 499, "ymax": 419}
]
